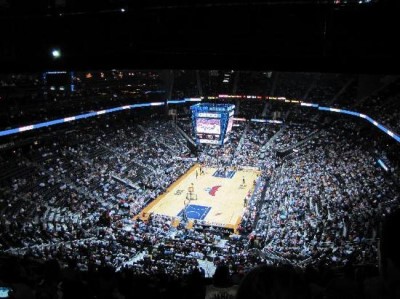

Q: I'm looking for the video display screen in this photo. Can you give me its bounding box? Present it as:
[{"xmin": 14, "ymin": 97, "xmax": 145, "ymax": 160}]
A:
[{"xmin": 196, "ymin": 118, "xmax": 221, "ymax": 135}]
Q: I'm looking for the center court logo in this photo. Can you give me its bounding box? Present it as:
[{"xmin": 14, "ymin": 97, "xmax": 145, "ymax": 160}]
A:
[{"xmin": 205, "ymin": 185, "xmax": 221, "ymax": 196}]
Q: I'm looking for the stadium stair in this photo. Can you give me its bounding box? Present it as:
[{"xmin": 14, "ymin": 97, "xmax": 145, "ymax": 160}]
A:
[
  {"xmin": 232, "ymin": 122, "xmax": 250, "ymax": 161},
  {"xmin": 355, "ymin": 76, "xmax": 400, "ymax": 108},
  {"xmin": 235, "ymin": 99, "xmax": 240, "ymax": 116},
  {"xmin": 264, "ymin": 125, "xmax": 286, "ymax": 149},
  {"xmin": 275, "ymin": 129, "xmax": 324, "ymax": 153},
  {"xmin": 232, "ymin": 71, "xmax": 240, "ymax": 94},
  {"xmin": 328, "ymin": 77, "xmax": 355, "ymax": 106},
  {"xmin": 261, "ymin": 101, "xmax": 269, "ymax": 117},
  {"xmin": 302, "ymin": 74, "xmax": 319, "ymax": 102},
  {"xmin": 175, "ymin": 124, "xmax": 196, "ymax": 147},
  {"xmin": 196, "ymin": 70, "xmax": 203, "ymax": 98},
  {"xmin": 111, "ymin": 174, "xmax": 139, "ymax": 190}
]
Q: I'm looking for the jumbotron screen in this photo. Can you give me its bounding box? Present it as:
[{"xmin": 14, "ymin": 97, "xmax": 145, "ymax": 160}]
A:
[{"xmin": 196, "ymin": 118, "xmax": 221, "ymax": 135}]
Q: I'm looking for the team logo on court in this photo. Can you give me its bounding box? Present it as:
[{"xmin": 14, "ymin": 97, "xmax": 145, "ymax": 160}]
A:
[{"xmin": 205, "ymin": 185, "xmax": 221, "ymax": 196}]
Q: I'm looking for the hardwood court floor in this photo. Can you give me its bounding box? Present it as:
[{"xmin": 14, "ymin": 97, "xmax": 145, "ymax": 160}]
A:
[{"xmin": 138, "ymin": 164, "xmax": 260, "ymax": 230}]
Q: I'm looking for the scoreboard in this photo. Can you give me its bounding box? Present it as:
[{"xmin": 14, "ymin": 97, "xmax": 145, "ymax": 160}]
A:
[{"xmin": 191, "ymin": 103, "xmax": 235, "ymax": 145}]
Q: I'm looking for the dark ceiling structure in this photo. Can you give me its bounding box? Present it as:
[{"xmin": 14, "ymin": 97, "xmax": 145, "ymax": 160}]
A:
[{"xmin": 0, "ymin": 0, "xmax": 399, "ymax": 73}]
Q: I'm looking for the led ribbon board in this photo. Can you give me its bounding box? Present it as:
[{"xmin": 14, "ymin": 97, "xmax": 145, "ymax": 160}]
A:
[{"xmin": 0, "ymin": 95, "xmax": 399, "ymax": 144}]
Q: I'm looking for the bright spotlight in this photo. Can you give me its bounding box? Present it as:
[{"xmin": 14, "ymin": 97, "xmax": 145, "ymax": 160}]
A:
[
  {"xmin": 51, "ymin": 49, "xmax": 61, "ymax": 59},
  {"xmin": 121, "ymin": 8, "xmax": 125, "ymax": 12}
]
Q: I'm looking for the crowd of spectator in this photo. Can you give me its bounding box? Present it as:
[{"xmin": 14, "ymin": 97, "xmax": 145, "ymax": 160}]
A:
[
  {"xmin": 0, "ymin": 71, "xmax": 165, "ymax": 131},
  {"xmin": 1, "ymin": 71, "xmax": 400, "ymax": 298},
  {"xmin": 2, "ymin": 107, "xmax": 397, "ymax": 276},
  {"xmin": 256, "ymin": 121, "xmax": 399, "ymax": 268},
  {"xmin": 356, "ymin": 79, "xmax": 400, "ymax": 134}
]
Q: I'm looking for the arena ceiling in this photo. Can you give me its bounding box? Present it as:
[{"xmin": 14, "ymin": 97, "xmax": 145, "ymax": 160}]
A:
[{"xmin": 0, "ymin": 0, "xmax": 399, "ymax": 73}]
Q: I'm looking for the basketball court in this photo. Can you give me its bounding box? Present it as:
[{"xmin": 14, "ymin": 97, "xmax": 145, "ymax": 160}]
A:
[{"xmin": 137, "ymin": 164, "xmax": 260, "ymax": 232}]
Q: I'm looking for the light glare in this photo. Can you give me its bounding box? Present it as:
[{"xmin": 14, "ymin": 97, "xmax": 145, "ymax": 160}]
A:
[{"xmin": 52, "ymin": 49, "xmax": 61, "ymax": 58}]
